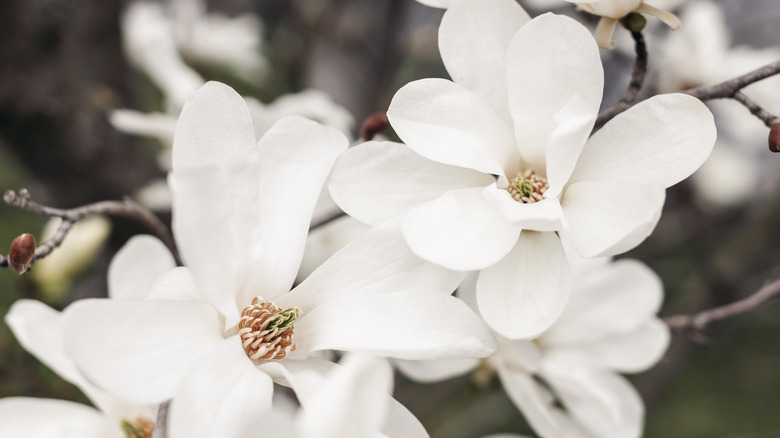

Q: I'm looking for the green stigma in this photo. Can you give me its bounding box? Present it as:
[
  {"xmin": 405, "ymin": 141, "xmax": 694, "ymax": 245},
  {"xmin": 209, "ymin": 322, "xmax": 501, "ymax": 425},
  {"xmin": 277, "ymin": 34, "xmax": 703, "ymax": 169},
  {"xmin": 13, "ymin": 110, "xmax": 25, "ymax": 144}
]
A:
[
  {"xmin": 121, "ymin": 421, "xmax": 145, "ymax": 438},
  {"xmin": 267, "ymin": 307, "xmax": 302, "ymax": 333},
  {"xmin": 514, "ymin": 177, "xmax": 535, "ymax": 199}
]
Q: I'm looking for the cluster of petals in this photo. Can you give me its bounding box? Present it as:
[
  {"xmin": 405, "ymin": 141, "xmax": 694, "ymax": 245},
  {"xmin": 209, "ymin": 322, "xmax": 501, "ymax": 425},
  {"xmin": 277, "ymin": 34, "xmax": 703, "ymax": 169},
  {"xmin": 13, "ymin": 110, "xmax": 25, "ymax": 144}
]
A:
[
  {"xmin": 60, "ymin": 82, "xmax": 497, "ymax": 438},
  {"xmin": 331, "ymin": 0, "xmax": 715, "ymax": 340},
  {"xmin": 397, "ymin": 255, "xmax": 670, "ymax": 438}
]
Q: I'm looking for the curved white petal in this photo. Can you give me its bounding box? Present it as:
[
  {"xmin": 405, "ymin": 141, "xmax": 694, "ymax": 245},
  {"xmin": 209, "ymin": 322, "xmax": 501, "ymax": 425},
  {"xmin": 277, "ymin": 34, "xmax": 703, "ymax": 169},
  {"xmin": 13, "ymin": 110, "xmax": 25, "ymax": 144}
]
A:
[
  {"xmin": 329, "ymin": 141, "xmax": 494, "ymax": 226},
  {"xmin": 108, "ymin": 235, "xmax": 176, "ymax": 300},
  {"xmin": 281, "ymin": 219, "xmax": 465, "ymax": 312},
  {"xmin": 394, "ymin": 357, "xmax": 479, "ymax": 383},
  {"xmin": 542, "ymin": 259, "xmax": 663, "ymax": 345},
  {"xmin": 477, "ymin": 231, "xmax": 570, "ymax": 340},
  {"xmin": 170, "ymin": 81, "xmax": 259, "ymax": 325},
  {"xmin": 291, "ymin": 290, "xmax": 497, "ymax": 360},
  {"xmin": 439, "ymin": 0, "xmax": 531, "ymax": 120},
  {"xmin": 561, "ymin": 181, "xmax": 666, "ymax": 258},
  {"xmin": 543, "ymin": 365, "xmax": 644, "ymax": 438},
  {"xmin": 145, "ymin": 267, "xmax": 206, "ymax": 301},
  {"xmin": 388, "ymin": 78, "xmax": 519, "ymax": 177},
  {"xmin": 63, "ymin": 299, "xmax": 224, "ymax": 404},
  {"xmin": 569, "ymin": 94, "xmax": 716, "ymax": 188},
  {"xmin": 169, "ymin": 338, "xmax": 274, "ymax": 438},
  {"xmin": 298, "ymin": 354, "xmax": 392, "ymax": 438},
  {"xmin": 506, "ymin": 13, "xmax": 603, "ymax": 196},
  {"xmin": 483, "ymin": 184, "xmax": 566, "ymax": 231},
  {"xmin": 0, "ymin": 398, "xmax": 109, "ymax": 438},
  {"xmin": 403, "ymin": 188, "xmax": 522, "ymax": 271}
]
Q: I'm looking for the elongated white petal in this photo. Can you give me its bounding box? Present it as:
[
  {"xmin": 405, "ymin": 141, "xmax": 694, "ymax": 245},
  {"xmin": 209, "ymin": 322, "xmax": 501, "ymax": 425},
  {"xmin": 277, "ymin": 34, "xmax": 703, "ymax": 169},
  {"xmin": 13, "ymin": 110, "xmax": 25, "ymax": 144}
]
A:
[
  {"xmin": 403, "ymin": 188, "xmax": 522, "ymax": 271},
  {"xmin": 506, "ymin": 13, "xmax": 603, "ymax": 196},
  {"xmin": 291, "ymin": 290, "xmax": 497, "ymax": 360},
  {"xmin": 388, "ymin": 78, "xmax": 519, "ymax": 177},
  {"xmin": 439, "ymin": 0, "xmax": 531, "ymax": 120},
  {"xmin": 477, "ymin": 231, "xmax": 570, "ymax": 339},
  {"xmin": 542, "ymin": 259, "xmax": 663, "ymax": 345},
  {"xmin": 330, "ymin": 141, "xmax": 494, "ymax": 226},
  {"xmin": 0, "ymin": 398, "xmax": 109, "ymax": 438},
  {"xmin": 395, "ymin": 358, "xmax": 479, "ymax": 383},
  {"xmin": 298, "ymin": 354, "xmax": 393, "ymax": 438},
  {"xmin": 169, "ymin": 338, "xmax": 274, "ymax": 438},
  {"xmin": 569, "ymin": 94, "xmax": 716, "ymax": 188},
  {"xmin": 561, "ymin": 180, "xmax": 666, "ymax": 258},
  {"xmin": 108, "ymin": 235, "xmax": 176, "ymax": 300},
  {"xmin": 170, "ymin": 81, "xmax": 259, "ymax": 325},
  {"xmin": 483, "ymin": 185, "xmax": 567, "ymax": 231},
  {"xmin": 235, "ymin": 116, "xmax": 349, "ymax": 306},
  {"xmin": 145, "ymin": 267, "xmax": 206, "ymax": 301},
  {"xmin": 281, "ymin": 219, "xmax": 465, "ymax": 312},
  {"xmin": 63, "ymin": 299, "xmax": 223, "ymax": 404}
]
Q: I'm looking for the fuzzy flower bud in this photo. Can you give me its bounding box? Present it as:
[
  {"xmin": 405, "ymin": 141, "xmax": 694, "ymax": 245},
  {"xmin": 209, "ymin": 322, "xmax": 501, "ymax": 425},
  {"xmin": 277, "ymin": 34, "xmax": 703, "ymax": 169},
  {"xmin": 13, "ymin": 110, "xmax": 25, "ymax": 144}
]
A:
[
  {"xmin": 769, "ymin": 123, "xmax": 780, "ymax": 153},
  {"xmin": 8, "ymin": 233, "xmax": 36, "ymax": 274}
]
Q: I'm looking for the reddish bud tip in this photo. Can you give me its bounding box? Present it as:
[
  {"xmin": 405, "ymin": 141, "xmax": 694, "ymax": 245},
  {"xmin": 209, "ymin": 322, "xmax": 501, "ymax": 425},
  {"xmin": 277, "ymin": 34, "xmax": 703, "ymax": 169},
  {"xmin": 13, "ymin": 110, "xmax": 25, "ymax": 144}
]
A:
[
  {"xmin": 9, "ymin": 233, "xmax": 36, "ymax": 274},
  {"xmin": 769, "ymin": 123, "xmax": 780, "ymax": 153},
  {"xmin": 361, "ymin": 112, "xmax": 390, "ymax": 141}
]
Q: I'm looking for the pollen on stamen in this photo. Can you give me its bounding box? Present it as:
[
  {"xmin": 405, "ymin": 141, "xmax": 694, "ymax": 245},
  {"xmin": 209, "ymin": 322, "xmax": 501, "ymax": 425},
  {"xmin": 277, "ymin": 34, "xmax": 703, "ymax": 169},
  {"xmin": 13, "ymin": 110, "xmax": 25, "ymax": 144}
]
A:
[
  {"xmin": 120, "ymin": 417, "xmax": 154, "ymax": 438},
  {"xmin": 238, "ymin": 296, "xmax": 301, "ymax": 360},
  {"xmin": 507, "ymin": 169, "xmax": 549, "ymax": 204}
]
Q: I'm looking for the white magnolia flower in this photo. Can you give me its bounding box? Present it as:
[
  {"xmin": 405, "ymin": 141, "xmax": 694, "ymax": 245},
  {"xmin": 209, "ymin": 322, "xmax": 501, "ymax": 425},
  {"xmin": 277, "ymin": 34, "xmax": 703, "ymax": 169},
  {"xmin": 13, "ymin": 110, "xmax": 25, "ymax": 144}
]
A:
[
  {"xmin": 397, "ymin": 256, "xmax": 670, "ymax": 438},
  {"xmin": 568, "ymin": 0, "xmax": 681, "ymax": 49},
  {"xmin": 330, "ymin": 4, "xmax": 715, "ymax": 339},
  {"xmin": 0, "ymin": 236, "xmax": 174, "ymax": 438},
  {"xmin": 63, "ymin": 82, "xmax": 496, "ymax": 438}
]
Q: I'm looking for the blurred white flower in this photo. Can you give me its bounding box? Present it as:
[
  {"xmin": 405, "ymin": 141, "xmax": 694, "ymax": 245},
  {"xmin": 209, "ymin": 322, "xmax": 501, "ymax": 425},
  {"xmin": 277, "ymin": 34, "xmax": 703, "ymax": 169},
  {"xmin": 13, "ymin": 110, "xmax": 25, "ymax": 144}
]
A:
[
  {"xmin": 32, "ymin": 216, "xmax": 111, "ymax": 300},
  {"xmin": 331, "ymin": 3, "xmax": 715, "ymax": 339},
  {"xmin": 0, "ymin": 236, "xmax": 174, "ymax": 438},
  {"xmin": 63, "ymin": 82, "xmax": 496, "ymax": 438},
  {"xmin": 397, "ymin": 256, "xmax": 670, "ymax": 438},
  {"xmin": 568, "ymin": 0, "xmax": 680, "ymax": 49}
]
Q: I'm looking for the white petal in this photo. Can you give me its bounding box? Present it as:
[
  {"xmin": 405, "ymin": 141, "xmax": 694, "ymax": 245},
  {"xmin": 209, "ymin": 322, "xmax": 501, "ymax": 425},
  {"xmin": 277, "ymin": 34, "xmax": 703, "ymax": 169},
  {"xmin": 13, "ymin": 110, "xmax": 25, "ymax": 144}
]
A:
[
  {"xmin": 506, "ymin": 13, "xmax": 603, "ymax": 195},
  {"xmin": 297, "ymin": 216, "xmax": 370, "ymax": 283},
  {"xmin": 439, "ymin": 0, "xmax": 531, "ymax": 120},
  {"xmin": 394, "ymin": 357, "xmax": 479, "ymax": 383},
  {"xmin": 477, "ymin": 231, "xmax": 570, "ymax": 339},
  {"xmin": 291, "ymin": 290, "xmax": 498, "ymax": 360},
  {"xmin": 404, "ymin": 188, "xmax": 522, "ymax": 271},
  {"xmin": 542, "ymin": 259, "xmax": 664, "ymax": 345},
  {"xmin": 545, "ymin": 319, "xmax": 670, "ymax": 373},
  {"xmin": 569, "ymin": 94, "xmax": 716, "ymax": 188},
  {"xmin": 145, "ymin": 267, "xmax": 207, "ymax": 301},
  {"xmin": 483, "ymin": 184, "xmax": 566, "ymax": 231},
  {"xmin": 109, "ymin": 109, "xmax": 177, "ymax": 146},
  {"xmin": 0, "ymin": 398, "xmax": 109, "ymax": 438},
  {"xmin": 169, "ymin": 338, "xmax": 274, "ymax": 438},
  {"xmin": 281, "ymin": 219, "xmax": 465, "ymax": 312},
  {"xmin": 63, "ymin": 299, "xmax": 224, "ymax": 404},
  {"xmin": 561, "ymin": 180, "xmax": 666, "ymax": 258},
  {"xmin": 108, "ymin": 235, "xmax": 176, "ymax": 300},
  {"xmin": 329, "ymin": 141, "xmax": 494, "ymax": 226},
  {"xmin": 543, "ymin": 365, "xmax": 644, "ymax": 438},
  {"xmin": 298, "ymin": 354, "xmax": 392, "ymax": 438},
  {"xmin": 170, "ymin": 81, "xmax": 259, "ymax": 325},
  {"xmin": 237, "ymin": 116, "xmax": 349, "ymax": 306},
  {"xmin": 388, "ymin": 78, "xmax": 519, "ymax": 176}
]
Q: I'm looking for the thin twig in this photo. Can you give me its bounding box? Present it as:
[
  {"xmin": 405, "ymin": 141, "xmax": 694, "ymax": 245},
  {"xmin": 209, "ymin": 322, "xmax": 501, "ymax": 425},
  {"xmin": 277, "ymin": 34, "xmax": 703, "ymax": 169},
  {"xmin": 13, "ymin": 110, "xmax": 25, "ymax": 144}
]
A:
[
  {"xmin": 594, "ymin": 30, "xmax": 648, "ymax": 130},
  {"xmin": 1, "ymin": 189, "xmax": 182, "ymax": 268},
  {"xmin": 664, "ymin": 277, "xmax": 780, "ymax": 341},
  {"xmin": 731, "ymin": 91, "xmax": 779, "ymax": 128},
  {"xmin": 686, "ymin": 60, "xmax": 780, "ymax": 100},
  {"xmin": 309, "ymin": 207, "xmax": 347, "ymax": 231}
]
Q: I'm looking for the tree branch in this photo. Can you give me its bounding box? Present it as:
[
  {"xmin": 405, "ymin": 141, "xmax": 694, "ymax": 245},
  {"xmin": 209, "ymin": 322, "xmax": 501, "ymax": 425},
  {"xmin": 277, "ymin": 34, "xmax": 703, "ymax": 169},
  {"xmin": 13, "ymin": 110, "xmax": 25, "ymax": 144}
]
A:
[
  {"xmin": 594, "ymin": 30, "xmax": 648, "ymax": 130},
  {"xmin": 665, "ymin": 277, "xmax": 780, "ymax": 341},
  {"xmin": 1, "ymin": 189, "xmax": 182, "ymax": 269}
]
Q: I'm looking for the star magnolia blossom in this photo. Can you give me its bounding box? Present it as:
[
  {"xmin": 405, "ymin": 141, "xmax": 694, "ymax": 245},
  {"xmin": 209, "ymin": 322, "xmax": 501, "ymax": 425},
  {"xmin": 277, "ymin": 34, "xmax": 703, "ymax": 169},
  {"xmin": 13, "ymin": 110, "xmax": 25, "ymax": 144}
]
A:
[
  {"xmin": 0, "ymin": 236, "xmax": 175, "ymax": 438},
  {"xmin": 62, "ymin": 82, "xmax": 496, "ymax": 438},
  {"xmin": 397, "ymin": 256, "xmax": 670, "ymax": 438},
  {"xmin": 330, "ymin": 3, "xmax": 715, "ymax": 340},
  {"xmin": 566, "ymin": 0, "xmax": 681, "ymax": 49}
]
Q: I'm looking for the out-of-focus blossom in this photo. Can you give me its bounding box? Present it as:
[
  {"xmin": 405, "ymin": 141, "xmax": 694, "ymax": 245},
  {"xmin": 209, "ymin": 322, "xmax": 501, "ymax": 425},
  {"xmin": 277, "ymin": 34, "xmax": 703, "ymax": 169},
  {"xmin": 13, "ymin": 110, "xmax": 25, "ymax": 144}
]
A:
[
  {"xmin": 566, "ymin": 0, "xmax": 680, "ymax": 49},
  {"xmin": 63, "ymin": 82, "xmax": 496, "ymax": 438},
  {"xmin": 331, "ymin": 3, "xmax": 715, "ymax": 339},
  {"xmin": 0, "ymin": 236, "xmax": 173, "ymax": 437},
  {"xmin": 397, "ymin": 256, "xmax": 670, "ymax": 438},
  {"xmin": 32, "ymin": 216, "xmax": 111, "ymax": 300}
]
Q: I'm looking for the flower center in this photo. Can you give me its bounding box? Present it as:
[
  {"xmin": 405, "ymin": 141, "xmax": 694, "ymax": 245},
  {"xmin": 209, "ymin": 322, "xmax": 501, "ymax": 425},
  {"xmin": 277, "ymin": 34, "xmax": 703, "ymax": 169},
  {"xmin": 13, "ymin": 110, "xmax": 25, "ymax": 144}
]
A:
[
  {"xmin": 238, "ymin": 296, "xmax": 301, "ymax": 360},
  {"xmin": 121, "ymin": 417, "xmax": 154, "ymax": 438},
  {"xmin": 507, "ymin": 170, "xmax": 549, "ymax": 203}
]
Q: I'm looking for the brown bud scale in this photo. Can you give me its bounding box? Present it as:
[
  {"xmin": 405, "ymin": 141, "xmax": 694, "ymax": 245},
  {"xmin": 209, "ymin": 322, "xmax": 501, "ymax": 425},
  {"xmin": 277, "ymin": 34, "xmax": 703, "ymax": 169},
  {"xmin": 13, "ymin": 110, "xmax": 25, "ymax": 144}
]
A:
[
  {"xmin": 9, "ymin": 233, "xmax": 36, "ymax": 274},
  {"xmin": 361, "ymin": 112, "xmax": 390, "ymax": 141},
  {"xmin": 769, "ymin": 123, "xmax": 780, "ymax": 153}
]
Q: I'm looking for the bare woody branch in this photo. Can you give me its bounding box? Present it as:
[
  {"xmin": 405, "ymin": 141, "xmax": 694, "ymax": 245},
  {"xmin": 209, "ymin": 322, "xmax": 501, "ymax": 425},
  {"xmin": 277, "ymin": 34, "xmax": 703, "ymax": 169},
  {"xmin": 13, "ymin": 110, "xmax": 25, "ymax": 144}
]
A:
[
  {"xmin": 594, "ymin": 29, "xmax": 648, "ymax": 131},
  {"xmin": 665, "ymin": 277, "xmax": 780, "ymax": 341},
  {"xmin": 0, "ymin": 189, "xmax": 182, "ymax": 270}
]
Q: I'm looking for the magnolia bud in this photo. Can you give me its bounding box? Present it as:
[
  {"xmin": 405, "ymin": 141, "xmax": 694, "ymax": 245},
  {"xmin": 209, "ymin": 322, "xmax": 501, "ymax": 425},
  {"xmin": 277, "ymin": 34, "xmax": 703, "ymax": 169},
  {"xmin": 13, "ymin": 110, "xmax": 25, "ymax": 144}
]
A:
[
  {"xmin": 620, "ymin": 12, "xmax": 647, "ymax": 33},
  {"xmin": 361, "ymin": 112, "xmax": 390, "ymax": 141},
  {"xmin": 9, "ymin": 233, "xmax": 36, "ymax": 274},
  {"xmin": 769, "ymin": 123, "xmax": 780, "ymax": 153}
]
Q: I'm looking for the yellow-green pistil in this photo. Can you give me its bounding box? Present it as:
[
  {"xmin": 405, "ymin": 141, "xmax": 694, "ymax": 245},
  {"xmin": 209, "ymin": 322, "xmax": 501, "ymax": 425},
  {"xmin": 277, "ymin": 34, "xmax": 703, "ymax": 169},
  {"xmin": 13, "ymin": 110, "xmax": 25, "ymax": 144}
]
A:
[{"xmin": 507, "ymin": 170, "xmax": 549, "ymax": 203}]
